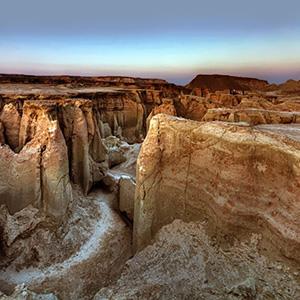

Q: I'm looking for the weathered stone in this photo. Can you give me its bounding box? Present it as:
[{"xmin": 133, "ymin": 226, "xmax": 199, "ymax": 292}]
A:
[
  {"xmin": 134, "ymin": 114, "xmax": 300, "ymax": 263},
  {"xmin": 203, "ymin": 108, "xmax": 300, "ymax": 125},
  {"xmin": 0, "ymin": 103, "xmax": 21, "ymax": 151},
  {"xmin": 146, "ymin": 99, "xmax": 177, "ymax": 131},
  {"xmin": 0, "ymin": 101, "xmax": 72, "ymax": 220}
]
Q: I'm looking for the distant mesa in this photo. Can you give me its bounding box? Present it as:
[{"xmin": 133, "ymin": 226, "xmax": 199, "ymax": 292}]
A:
[
  {"xmin": 186, "ymin": 74, "xmax": 269, "ymax": 92},
  {"xmin": 0, "ymin": 73, "xmax": 169, "ymax": 87}
]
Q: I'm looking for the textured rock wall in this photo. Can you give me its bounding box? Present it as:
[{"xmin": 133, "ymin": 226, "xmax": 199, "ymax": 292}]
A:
[
  {"xmin": 134, "ymin": 114, "xmax": 300, "ymax": 262},
  {"xmin": 0, "ymin": 101, "xmax": 72, "ymax": 219},
  {"xmin": 0, "ymin": 99, "xmax": 109, "ymax": 196},
  {"xmin": 202, "ymin": 108, "xmax": 300, "ymax": 125},
  {"xmin": 0, "ymin": 103, "xmax": 21, "ymax": 151},
  {"xmin": 58, "ymin": 100, "xmax": 108, "ymax": 195},
  {"xmin": 95, "ymin": 91, "xmax": 146, "ymax": 143}
]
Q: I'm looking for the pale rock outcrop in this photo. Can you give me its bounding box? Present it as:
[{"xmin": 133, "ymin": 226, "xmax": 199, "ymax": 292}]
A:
[
  {"xmin": 0, "ymin": 103, "xmax": 21, "ymax": 151},
  {"xmin": 41, "ymin": 120, "xmax": 72, "ymax": 218},
  {"xmin": 0, "ymin": 101, "xmax": 72, "ymax": 219},
  {"xmin": 57, "ymin": 100, "xmax": 108, "ymax": 195},
  {"xmin": 0, "ymin": 143, "xmax": 41, "ymax": 214},
  {"xmin": 146, "ymin": 99, "xmax": 177, "ymax": 131},
  {"xmin": 134, "ymin": 114, "xmax": 300, "ymax": 262},
  {"xmin": 96, "ymin": 92, "xmax": 145, "ymax": 143},
  {"xmin": 202, "ymin": 108, "xmax": 300, "ymax": 125}
]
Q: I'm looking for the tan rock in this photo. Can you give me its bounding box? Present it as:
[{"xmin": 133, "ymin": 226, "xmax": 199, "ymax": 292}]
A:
[
  {"xmin": 134, "ymin": 114, "xmax": 300, "ymax": 263},
  {"xmin": 96, "ymin": 92, "xmax": 145, "ymax": 143},
  {"xmin": 59, "ymin": 100, "xmax": 108, "ymax": 195},
  {"xmin": 202, "ymin": 108, "xmax": 300, "ymax": 125},
  {"xmin": 0, "ymin": 101, "xmax": 72, "ymax": 220},
  {"xmin": 0, "ymin": 103, "xmax": 21, "ymax": 151},
  {"xmin": 146, "ymin": 99, "xmax": 177, "ymax": 131}
]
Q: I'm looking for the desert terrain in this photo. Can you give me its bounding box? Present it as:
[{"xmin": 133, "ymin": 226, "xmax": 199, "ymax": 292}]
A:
[{"xmin": 0, "ymin": 73, "xmax": 299, "ymax": 299}]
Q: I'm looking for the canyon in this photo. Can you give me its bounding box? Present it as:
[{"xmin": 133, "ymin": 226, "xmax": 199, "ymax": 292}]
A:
[{"xmin": 0, "ymin": 74, "xmax": 299, "ymax": 299}]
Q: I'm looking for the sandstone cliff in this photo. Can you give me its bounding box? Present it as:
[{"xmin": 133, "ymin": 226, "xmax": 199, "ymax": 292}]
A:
[
  {"xmin": 0, "ymin": 102, "xmax": 72, "ymax": 220},
  {"xmin": 134, "ymin": 114, "xmax": 300, "ymax": 263}
]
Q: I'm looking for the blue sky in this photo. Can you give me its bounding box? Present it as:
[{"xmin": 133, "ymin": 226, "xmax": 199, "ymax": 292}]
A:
[{"xmin": 0, "ymin": 0, "xmax": 300, "ymax": 84}]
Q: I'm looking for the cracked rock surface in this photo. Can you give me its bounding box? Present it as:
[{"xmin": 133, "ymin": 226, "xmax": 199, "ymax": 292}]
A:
[{"xmin": 134, "ymin": 114, "xmax": 300, "ymax": 263}]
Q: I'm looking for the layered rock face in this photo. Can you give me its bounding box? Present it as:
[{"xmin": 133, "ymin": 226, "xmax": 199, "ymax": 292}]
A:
[
  {"xmin": 134, "ymin": 114, "xmax": 300, "ymax": 262},
  {"xmin": 0, "ymin": 101, "xmax": 72, "ymax": 219},
  {"xmin": 0, "ymin": 103, "xmax": 21, "ymax": 151},
  {"xmin": 203, "ymin": 108, "xmax": 300, "ymax": 125},
  {"xmin": 58, "ymin": 100, "xmax": 108, "ymax": 194},
  {"xmin": 0, "ymin": 99, "xmax": 109, "ymax": 197},
  {"xmin": 95, "ymin": 91, "xmax": 146, "ymax": 143}
]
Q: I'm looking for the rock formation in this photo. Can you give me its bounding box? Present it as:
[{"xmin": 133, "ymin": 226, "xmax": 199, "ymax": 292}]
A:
[
  {"xmin": 0, "ymin": 101, "xmax": 72, "ymax": 219},
  {"xmin": 186, "ymin": 74, "xmax": 269, "ymax": 92},
  {"xmin": 134, "ymin": 114, "xmax": 300, "ymax": 263},
  {"xmin": 202, "ymin": 108, "xmax": 300, "ymax": 125},
  {"xmin": 0, "ymin": 103, "xmax": 21, "ymax": 151},
  {"xmin": 0, "ymin": 74, "xmax": 300, "ymax": 299}
]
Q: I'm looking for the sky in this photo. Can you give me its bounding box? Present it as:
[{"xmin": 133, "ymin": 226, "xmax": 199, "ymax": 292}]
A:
[{"xmin": 0, "ymin": 0, "xmax": 300, "ymax": 84}]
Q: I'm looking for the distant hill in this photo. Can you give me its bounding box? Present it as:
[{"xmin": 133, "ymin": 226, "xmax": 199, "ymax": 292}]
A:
[
  {"xmin": 263, "ymin": 79, "xmax": 300, "ymax": 94},
  {"xmin": 0, "ymin": 73, "xmax": 168, "ymax": 85},
  {"xmin": 278, "ymin": 79, "xmax": 300, "ymax": 94},
  {"xmin": 186, "ymin": 74, "xmax": 269, "ymax": 92}
]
